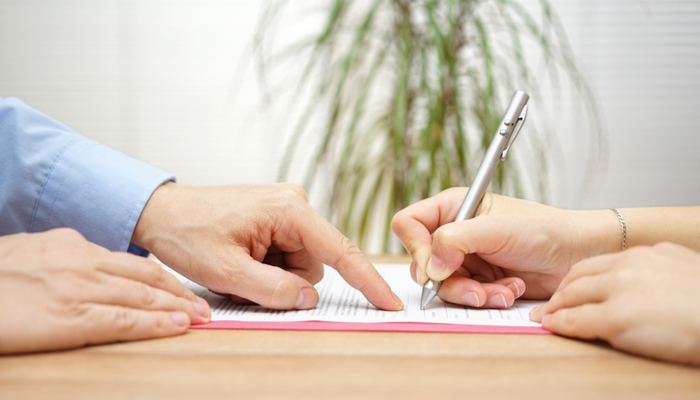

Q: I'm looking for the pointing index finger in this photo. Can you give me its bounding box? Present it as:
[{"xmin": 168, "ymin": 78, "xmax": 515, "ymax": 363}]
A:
[{"xmin": 293, "ymin": 207, "xmax": 404, "ymax": 311}]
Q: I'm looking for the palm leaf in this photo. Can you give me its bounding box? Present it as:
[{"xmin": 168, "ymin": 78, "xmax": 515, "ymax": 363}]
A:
[{"xmin": 251, "ymin": 0, "xmax": 605, "ymax": 252}]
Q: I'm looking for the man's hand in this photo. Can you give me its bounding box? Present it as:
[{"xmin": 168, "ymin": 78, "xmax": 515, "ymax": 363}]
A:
[
  {"xmin": 0, "ymin": 229, "xmax": 210, "ymax": 354},
  {"xmin": 530, "ymin": 243, "xmax": 700, "ymax": 366},
  {"xmin": 391, "ymin": 188, "xmax": 620, "ymax": 308},
  {"xmin": 132, "ymin": 183, "xmax": 404, "ymax": 311}
]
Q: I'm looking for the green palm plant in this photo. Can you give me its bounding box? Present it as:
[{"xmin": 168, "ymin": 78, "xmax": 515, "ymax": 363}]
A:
[{"xmin": 253, "ymin": 0, "xmax": 603, "ymax": 253}]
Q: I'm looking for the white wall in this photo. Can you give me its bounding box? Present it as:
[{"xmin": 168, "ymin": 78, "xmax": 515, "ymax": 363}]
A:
[
  {"xmin": 547, "ymin": 0, "xmax": 700, "ymax": 209},
  {"xmin": 0, "ymin": 0, "xmax": 281, "ymax": 185},
  {"xmin": 1, "ymin": 0, "xmax": 698, "ymax": 222}
]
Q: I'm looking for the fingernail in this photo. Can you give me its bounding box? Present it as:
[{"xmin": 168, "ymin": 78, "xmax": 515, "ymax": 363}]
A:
[
  {"xmin": 295, "ymin": 290, "xmax": 305, "ymax": 308},
  {"xmin": 414, "ymin": 260, "xmax": 429, "ymax": 286},
  {"xmin": 171, "ymin": 312, "xmax": 189, "ymax": 328},
  {"xmin": 463, "ymin": 291, "xmax": 480, "ymax": 307},
  {"xmin": 294, "ymin": 287, "xmax": 316, "ymax": 309},
  {"xmin": 391, "ymin": 291, "xmax": 404, "ymax": 309},
  {"xmin": 426, "ymin": 255, "xmax": 446, "ymax": 278},
  {"xmin": 507, "ymin": 282, "xmax": 521, "ymax": 297},
  {"xmin": 541, "ymin": 314, "xmax": 551, "ymax": 326},
  {"xmin": 490, "ymin": 293, "xmax": 507, "ymax": 308},
  {"xmin": 416, "ymin": 251, "xmax": 431, "ymax": 285},
  {"xmin": 529, "ymin": 305, "xmax": 542, "ymax": 321},
  {"xmin": 193, "ymin": 297, "xmax": 209, "ymax": 319}
]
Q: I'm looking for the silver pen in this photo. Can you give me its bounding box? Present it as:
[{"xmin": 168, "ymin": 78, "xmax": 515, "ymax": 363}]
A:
[{"xmin": 419, "ymin": 90, "xmax": 530, "ymax": 310}]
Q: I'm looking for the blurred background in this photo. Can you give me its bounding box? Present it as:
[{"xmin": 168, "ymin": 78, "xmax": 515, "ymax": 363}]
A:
[{"xmin": 1, "ymin": 0, "xmax": 699, "ymax": 252}]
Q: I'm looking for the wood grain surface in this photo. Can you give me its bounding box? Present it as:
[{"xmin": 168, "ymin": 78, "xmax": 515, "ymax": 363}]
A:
[{"xmin": 2, "ymin": 258, "xmax": 699, "ymax": 399}]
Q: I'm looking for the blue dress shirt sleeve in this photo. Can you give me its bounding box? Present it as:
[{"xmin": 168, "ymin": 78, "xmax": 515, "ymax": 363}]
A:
[{"xmin": 0, "ymin": 97, "xmax": 175, "ymax": 255}]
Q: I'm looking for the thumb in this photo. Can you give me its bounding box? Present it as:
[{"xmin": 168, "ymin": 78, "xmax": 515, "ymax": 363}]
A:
[
  {"xmin": 230, "ymin": 255, "xmax": 320, "ymax": 310},
  {"xmin": 426, "ymin": 216, "xmax": 503, "ymax": 281}
]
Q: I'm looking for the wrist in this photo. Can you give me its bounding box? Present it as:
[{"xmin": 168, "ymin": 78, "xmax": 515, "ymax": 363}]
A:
[
  {"xmin": 570, "ymin": 209, "xmax": 622, "ymax": 260},
  {"xmin": 132, "ymin": 181, "xmax": 177, "ymax": 252}
]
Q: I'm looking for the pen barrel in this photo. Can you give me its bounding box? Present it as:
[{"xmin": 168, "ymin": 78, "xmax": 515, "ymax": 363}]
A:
[
  {"xmin": 455, "ymin": 132, "xmax": 509, "ymax": 221},
  {"xmin": 455, "ymin": 90, "xmax": 529, "ymax": 222}
]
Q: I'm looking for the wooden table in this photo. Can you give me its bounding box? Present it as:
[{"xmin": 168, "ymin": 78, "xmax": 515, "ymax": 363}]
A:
[{"xmin": 2, "ymin": 257, "xmax": 699, "ymax": 399}]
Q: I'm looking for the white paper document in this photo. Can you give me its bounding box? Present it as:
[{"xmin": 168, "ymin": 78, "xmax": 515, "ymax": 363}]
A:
[{"xmin": 167, "ymin": 263, "xmax": 544, "ymax": 328}]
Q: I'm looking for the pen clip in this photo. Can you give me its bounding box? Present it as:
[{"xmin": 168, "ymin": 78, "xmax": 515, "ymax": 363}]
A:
[{"xmin": 501, "ymin": 104, "xmax": 528, "ymax": 161}]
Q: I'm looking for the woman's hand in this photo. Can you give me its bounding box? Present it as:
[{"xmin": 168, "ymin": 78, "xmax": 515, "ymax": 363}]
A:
[
  {"xmin": 0, "ymin": 229, "xmax": 210, "ymax": 354},
  {"xmin": 132, "ymin": 182, "xmax": 403, "ymax": 311},
  {"xmin": 391, "ymin": 189, "xmax": 620, "ymax": 308},
  {"xmin": 530, "ymin": 242, "xmax": 700, "ymax": 365}
]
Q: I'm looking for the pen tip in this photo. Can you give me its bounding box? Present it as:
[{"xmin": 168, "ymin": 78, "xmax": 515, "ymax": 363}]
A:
[{"xmin": 420, "ymin": 306, "xmax": 425, "ymax": 311}]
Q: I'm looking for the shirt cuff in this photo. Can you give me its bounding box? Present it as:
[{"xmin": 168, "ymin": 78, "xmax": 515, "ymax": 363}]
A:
[{"xmin": 29, "ymin": 137, "xmax": 175, "ymax": 253}]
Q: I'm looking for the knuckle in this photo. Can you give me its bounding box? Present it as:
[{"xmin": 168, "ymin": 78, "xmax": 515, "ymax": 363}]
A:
[
  {"xmin": 336, "ymin": 235, "xmax": 362, "ymax": 263},
  {"xmin": 282, "ymin": 183, "xmax": 308, "ymax": 202},
  {"xmin": 309, "ymin": 267, "xmax": 325, "ymax": 284},
  {"xmin": 268, "ymin": 193, "xmax": 304, "ymax": 218},
  {"xmin": 146, "ymin": 262, "xmax": 168, "ymax": 289},
  {"xmin": 269, "ymin": 278, "xmax": 297, "ymax": 308},
  {"xmin": 112, "ymin": 308, "xmax": 139, "ymax": 333},
  {"xmin": 136, "ymin": 283, "xmax": 157, "ymax": 308},
  {"xmin": 547, "ymin": 309, "xmax": 577, "ymax": 335},
  {"xmin": 55, "ymin": 268, "xmax": 96, "ymax": 294},
  {"xmin": 610, "ymin": 265, "xmax": 634, "ymax": 283},
  {"xmin": 151, "ymin": 313, "xmax": 169, "ymax": 333},
  {"xmin": 561, "ymin": 309, "xmax": 577, "ymax": 331},
  {"xmin": 69, "ymin": 302, "xmax": 91, "ymax": 321},
  {"xmin": 559, "ymin": 308, "xmax": 592, "ymax": 339},
  {"xmin": 432, "ymin": 227, "xmax": 457, "ymax": 249},
  {"xmin": 180, "ymin": 287, "xmax": 197, "ymax": 302},
  {"xmin": 600, "ymin": 309, "xmax": 628, "ymax": 340},
  {"xmin": 556, "ymin": 287, "xmax": 574, "ymax": 305},
  {"xmin": 49, "ymin": 271, "xmax": 85, "ymax": 308},
  {"xmin": 567, "ymin": 263, "xmax": 581, "ymax": 277},
  {"xmin": 390, "ymin": 210, "xmax": 407, "ymax": 233},
  {"xmin": 569, "ymin": 258, "xmax": 591, "ymax": 272}
]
